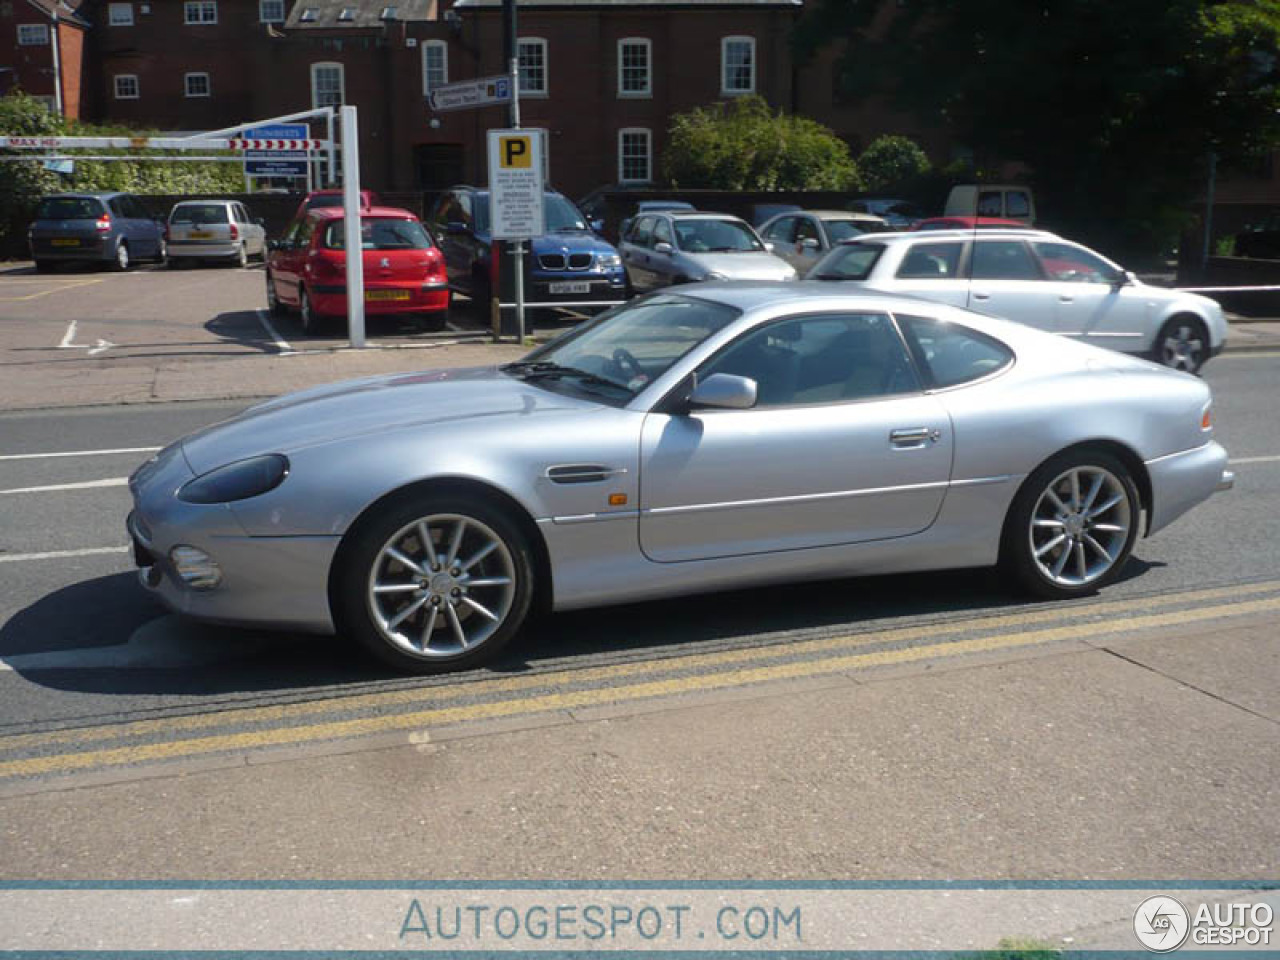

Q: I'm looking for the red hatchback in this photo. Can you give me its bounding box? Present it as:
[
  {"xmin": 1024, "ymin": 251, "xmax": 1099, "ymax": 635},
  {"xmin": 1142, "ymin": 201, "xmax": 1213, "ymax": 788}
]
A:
[{"xmin": 266, "ymin": 206, "xmax": 449, "ymax": 334}]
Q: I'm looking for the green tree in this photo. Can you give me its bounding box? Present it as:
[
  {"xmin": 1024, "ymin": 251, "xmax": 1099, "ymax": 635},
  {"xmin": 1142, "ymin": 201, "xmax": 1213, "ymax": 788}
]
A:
[
  {"xmin": 858, "ymin": 134, "xmax": 931, "ymax": 192},
  {"xmin": 794, "ymin": 0, "xmax": 1280, "ymax": 258},
  {"xmin": 664, "ymin": 95, "xmax": 862, "ymax": 191},
  {"xmin": 0, "ymin": 92, "xmax": 67, "ymax": 253}
]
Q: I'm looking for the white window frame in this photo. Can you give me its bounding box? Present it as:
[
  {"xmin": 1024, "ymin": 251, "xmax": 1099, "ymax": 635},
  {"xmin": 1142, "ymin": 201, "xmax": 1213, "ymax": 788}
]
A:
[
  {"xmin": 617, "ymin": 37, "xmax": 651, "ymax": 98},
  {"xmin": 183, "ymin": 0, "xmax": 217, "ymax": 24},
  {"xmin": 517, "ymin": 37, "xmax": 548, "ymax": 97},
  {"xmin": 618, "ymin": 127, "xmax": 652, "ymax": 184},
  {"xmin": 184, "ymin": 72, "xmax": 211, "ymax": 98},
  {"xmin": 721, "ymin": 35, "xmax": 756, "ymax": 95},
  {"xmin": 310, "ymin": 61, "xmax": 344, "ymax": 109},
  {"xmin": 258, "ymin": 0, "xmax": 285, "ymax": 23},
  {"xmin": 421, "ymin": 39, "xmax": 448, "ymax": 95},
  {"xmin": 18, "ymin": 23, "xmax": 51, "ymax": 45},
  {"xmin": 113, "ymin": 74, "xmax": 139, "ymax": 100},
  {"xmin": 107, "ymin": 2, "xmax": 134, "ymax": 25}
]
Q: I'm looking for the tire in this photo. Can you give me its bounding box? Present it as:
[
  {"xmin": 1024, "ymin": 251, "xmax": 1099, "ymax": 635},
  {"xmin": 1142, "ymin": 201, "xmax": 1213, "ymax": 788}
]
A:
[
  {"xmin": 419, "ymin": 311, "xmax": 448, "ymax": 333},
  {"xmin": 233, "ymin": 243, "xmax": 248, "ymax": 269},
  {"xmin": 1001, "ymin": 448, "xmax": 1140, "ymax": 600},
  {"xmin": 167, "ymin": 256, "xmax": 185, "ymax": 269},
  {"xmin": 1153, "ymin": 316, "xmax": 1209, "ymax": 375},
  {"xmin": 112, "ymin": 241, "xmax": 130, "ymax": 272},
  {"xmin": 299, "ymin": 287, "xmax": 323, "ymax": 335},
  {"xmin": 155, "ymin": 237, "xmax": 168, "ymax": 265},
  {"xmin": 34, "ymin": 260, "xmax": 53, "ymax": 274},
  {"xmin": 265, "ymin": 270, "xmax": 286, "ymax": 316},
  {"xmin": 332, "ymin": 492, "xmax": 536, "ymax": 674}
]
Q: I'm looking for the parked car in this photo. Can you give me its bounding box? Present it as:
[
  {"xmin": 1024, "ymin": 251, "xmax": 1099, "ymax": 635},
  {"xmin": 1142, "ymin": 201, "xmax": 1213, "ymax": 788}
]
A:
[
  {"xmin": 759, "ymin": 209, "xmax": 890, "ymax": 273},
  {"xmin": 28, "ymin": 192, "xmax": 166, "ymax": 272},
  {"xmin": 1234, "ymin": 213, "xmax": 1280, "ymax": 258},
  {"xmin": 166, "ymin": 200, "xmax": 267, "ymax": 268},
  {"xmin": 945, "ymin": 184, "xmax": 1036, "ymax": 225},
  {"xmin": 294, "ymin": 188, "xmax": 378, "ymax": 219},
  {"xmin": 619, "ymin": 211, "xmax": 797, "ymax": 293},
  {"xmin": 847, "ymin": 198, "xmax": 925, "ymax": 230},
  {"xmin": 618, "ymin": 200, "xmax": 696, "ymax": 242},
  {"xmin": 127, "ymin": 283, "xmax": 1232, "ymax": 674},
  {"xmin": 913, "ymin": 216, "xmax": 1030, "ymax": 231},
  {"xmin": 805, "ymin": 228, "xmax": 1228, "ymax": 373},
  {"xmin": 265, "ymin": 205, "xmax": 449, "ymax": 334},
  {"xmin": 426, "ymin": 185, "xmax": 626, "ymax": 314}
]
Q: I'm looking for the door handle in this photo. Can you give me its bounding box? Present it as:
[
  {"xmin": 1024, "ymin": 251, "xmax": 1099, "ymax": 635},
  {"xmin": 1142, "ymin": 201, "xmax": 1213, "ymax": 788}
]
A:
[
  {"xmin": 1058, "ymin": 295, "xmax": 1074, "ymax": 303},
  {"xmin": 972, "ymin": 291, "xmax": 991, "ymax": 301},
  {"xmin": 890, "ymin": 427, "xmax": 940, "ymax": 447}
]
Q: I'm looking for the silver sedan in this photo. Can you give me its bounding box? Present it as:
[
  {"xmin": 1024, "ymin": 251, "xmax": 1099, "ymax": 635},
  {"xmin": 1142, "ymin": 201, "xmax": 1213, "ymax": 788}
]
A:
[
  {"xmin": 127, "ymin": 284, "xmax": 1232, "ymax": 674},
  {"xmin": 619, "ymin": 212, "xmax": 796, "ymax": 293}
]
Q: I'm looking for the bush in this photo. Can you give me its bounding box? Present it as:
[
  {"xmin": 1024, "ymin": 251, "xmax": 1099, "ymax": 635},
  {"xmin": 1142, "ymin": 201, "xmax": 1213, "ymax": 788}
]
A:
[
  {"xmin": 664, "ymin": 95, "xmax": 862, "ymax": 191},
  {"xmin": 857, "ymin": 135, "xmax": 931, "ymax": 192}
]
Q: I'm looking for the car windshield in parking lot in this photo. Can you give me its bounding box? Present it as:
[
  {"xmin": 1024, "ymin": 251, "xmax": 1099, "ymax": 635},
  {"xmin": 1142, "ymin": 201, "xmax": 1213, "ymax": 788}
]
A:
[
  {"xmin": 321, "ymin": 218, "xmax": 433, "ymax": 250},
  {"xmin": 809, "ymin": 242, "xmax": 885, "ymax": 281},
  {"xmin": 35, "ymin": 196, "xmax": 105, "ymax": 220},
  {"xmin": 673, "ymin": 218, "xmax": 763, "ymax": 253},
  {"xmin": 824, "ymin": 218, "xmax": 889, "ymax": 242},
  {"xmin": 170, "ymin": 204, "xmax": 230, "ymax": 225}
]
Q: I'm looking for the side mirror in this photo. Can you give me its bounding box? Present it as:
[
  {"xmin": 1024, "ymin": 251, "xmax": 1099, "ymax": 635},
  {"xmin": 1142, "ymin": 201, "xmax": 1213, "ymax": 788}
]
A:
[
  {"xmin": 654, "ymin": 241, "xmax": 674, "ymax": 255},
  {"xmin": 764, "ymin": 241, "xmax": 776, "ymax": 253},
  {"xmin": 801, "ymin": 237, "xmax": 820, "ymax": 250},
  {"xmin": 446, "ymin": 221, "xmax": 469, "ymax": 235},
  {"xmin": 254, "ymin": 217, "xmax": 266, "ymax": 226},
  {"xmin": 688, "ymin": 373, "xmax": 757, "ymax": 411},
  {"xmin": 267, "ymin": 240, "xmax": 281, "ymax": 251},
  {"xmin": 1112, "ymin": 270, "xmax": 1136, "ymax": 288},
  {"xmin": 590, "ymin": 218, "xmax": 605, "ymax": 234}
]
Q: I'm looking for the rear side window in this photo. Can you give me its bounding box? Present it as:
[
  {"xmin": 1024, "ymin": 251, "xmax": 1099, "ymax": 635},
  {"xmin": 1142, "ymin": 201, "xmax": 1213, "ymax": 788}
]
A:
[
  {"xmin": 171, "ymin": 203, "xmax": 230, "ymax": 225},
  {"xmin": 35, "ymin": 197, "xmax": 105, "ymax": 220},
  {"xmin": 896, "ymin": 314, "xmax": 1013, "ymax": 388},
  {"xmin": 322, "ymin": 218, "xmax": 433, "ymax": 250},
  {"xmin": 1006, "ymin": 191, "xmax": 1031, "ymax": 218},
  {"xmin": 808, "ymin": 242, "xmax": 883, "ymax": 281},
  {"xmin": 897, "ymin": 242, "xmax": 963, "ymax": 278},
  {"xmin": 976, "ymin": 191, "xmax": 1004, "ymax": 216},
  {"xmin": 970, "ymin": 240, "xmax": 1041, "ymax": 280}
]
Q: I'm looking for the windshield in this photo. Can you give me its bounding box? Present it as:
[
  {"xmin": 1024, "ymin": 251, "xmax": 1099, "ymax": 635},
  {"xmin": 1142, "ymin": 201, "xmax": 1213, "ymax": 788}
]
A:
[
  {"xmin": 824, "ymin": 218, "xmax": 888, "ymax": 242},
  {"xmin": 673, "ymin": 218, "xmax": 763, "ymax": 253},
  {"xmin": 808, "ymin": 243, "xmax": 884, "ymax": 281},
  {"xmin": 171, "ymin": 203, "xmax": 230, "ymax": 225},
  {"xmin": 35, "ymin": 197, "xmax": 105, "ymax": 220},
  {"xmin": 516, "ymin": 294, "xmax": 741, "ymax": 398},
  {"xmin": 322, "ymin": 218, "xmax": 433, "ymax": 250}
]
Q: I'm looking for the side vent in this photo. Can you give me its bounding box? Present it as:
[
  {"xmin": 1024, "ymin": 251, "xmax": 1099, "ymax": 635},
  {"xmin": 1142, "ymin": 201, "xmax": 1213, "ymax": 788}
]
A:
[{"xmin": 546, "ymin": 465, "xmax": 624, "ymax": 485}]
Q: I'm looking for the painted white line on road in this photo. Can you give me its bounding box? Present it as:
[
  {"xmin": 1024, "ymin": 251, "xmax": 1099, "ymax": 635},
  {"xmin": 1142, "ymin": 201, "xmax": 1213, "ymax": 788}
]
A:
[
  {"xmin": 1229, "ymin": 454, "xmax": 1280, "ymax": 465},
  {"xmin": 0, "ymin": 477, "xmax": 128, "ymax": 495},
  {"xmin": 57, "ymin": 319, "xmax": 78, "ymax": 349},
  {"xmin": 255, "ymin": 308, "xmax": 294, "ymax": 355},
  {"xmin": 0, "ymin": 545, "xmax": 128, "ymax": 565},
  {"xmin": 0, "ymin": 446, "xmax": 159, "ymax": 463}
]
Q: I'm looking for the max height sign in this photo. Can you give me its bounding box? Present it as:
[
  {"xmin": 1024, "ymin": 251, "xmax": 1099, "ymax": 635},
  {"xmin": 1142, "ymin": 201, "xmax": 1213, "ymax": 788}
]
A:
[{"xmin": 487, "ymin": 129, "xmax": 546, "ymax": 240}]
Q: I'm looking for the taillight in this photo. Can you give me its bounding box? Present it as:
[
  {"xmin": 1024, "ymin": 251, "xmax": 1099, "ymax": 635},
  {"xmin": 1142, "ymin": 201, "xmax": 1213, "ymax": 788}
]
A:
[
  {"xmin": 95, "ymin": 215, "xmax": 111, "ymax": 232},
  {"xmin": 229, "ymin": 222, "xmax": 239, "ymax": 241}
]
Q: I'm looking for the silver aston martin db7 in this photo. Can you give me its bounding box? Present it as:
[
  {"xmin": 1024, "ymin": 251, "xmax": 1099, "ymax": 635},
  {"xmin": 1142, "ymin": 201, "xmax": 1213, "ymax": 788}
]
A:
[{"xmin": 128, "ymin": 284, "xmax": 1232, "ymax": 673}]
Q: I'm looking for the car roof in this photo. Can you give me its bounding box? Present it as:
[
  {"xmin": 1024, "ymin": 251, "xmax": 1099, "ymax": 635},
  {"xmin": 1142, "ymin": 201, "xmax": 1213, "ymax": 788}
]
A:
[
  {"xmin": 664, "ymin": 211, "xmax": 744, "ymax": 221},
  {"xmin": 838, "ymin": 228, "xmax": 1062, "ymax": 244},
  {"xmin": 307, "ymin": 205, "xmax": 420, "ymax": 220},
  {"xmin": 794, "ymin": 209, "xmax": 886, "ymax": 221},
  {"xmin": 45, "ymin": 191, "xmax": 126, "ymax": 199},
  {"xmin": 173, "ymin": 198, "xmax": 237, "ymax": 206}
]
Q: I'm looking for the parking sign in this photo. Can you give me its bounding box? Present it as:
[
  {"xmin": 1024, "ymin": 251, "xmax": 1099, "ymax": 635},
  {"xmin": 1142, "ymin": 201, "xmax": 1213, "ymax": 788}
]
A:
[{"xmin": 487, "ymin": 129, "xmax": 545, "ymax": 239}]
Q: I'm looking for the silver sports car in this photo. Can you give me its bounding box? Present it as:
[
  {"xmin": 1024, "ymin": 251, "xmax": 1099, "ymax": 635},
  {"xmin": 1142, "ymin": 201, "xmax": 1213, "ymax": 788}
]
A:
[{"xmin": 128, "ymin": 284, "xmax": 1233, "ymax": 673}]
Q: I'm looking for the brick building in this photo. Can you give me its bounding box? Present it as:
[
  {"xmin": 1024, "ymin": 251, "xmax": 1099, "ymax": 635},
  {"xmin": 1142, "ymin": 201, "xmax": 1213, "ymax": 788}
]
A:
[{"xmin": 1, "ymin": 0, "xmax": 91, "ymax": 119}]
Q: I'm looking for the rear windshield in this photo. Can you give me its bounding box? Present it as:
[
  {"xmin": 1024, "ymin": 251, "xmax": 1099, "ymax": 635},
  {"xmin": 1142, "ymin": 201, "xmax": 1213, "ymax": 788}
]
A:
[
  {"xmin": 808, "ymin": 242, "xmax": 885, "ymax": 281},
  {"xmin": 307, "ymin": 194, "xmax": 343, "ymax": 209},
  {"xmin": 824, "ymin": 219, "xmax": 889, "ymax": 242},
  {"xmin": 35, "ymin": 197, "xmax": 105, "ymax": 220},
  {"xmin": 321, "ymin": 218, "xmax": 433, "ymax": 250},
  {"xmin": 170, "ymin": 203, "xmax": 230, "ymax": 225}
]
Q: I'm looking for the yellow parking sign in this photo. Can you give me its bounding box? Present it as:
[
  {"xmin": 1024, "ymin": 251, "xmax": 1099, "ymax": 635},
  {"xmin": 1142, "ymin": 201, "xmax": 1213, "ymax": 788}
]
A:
[
  {"xmin": 487, "ymin": 128, "xmax": 546, "ymax": 239},
  {"xmin": 498, "ymin": 135, "xmax": 532, "ymax": 169}
]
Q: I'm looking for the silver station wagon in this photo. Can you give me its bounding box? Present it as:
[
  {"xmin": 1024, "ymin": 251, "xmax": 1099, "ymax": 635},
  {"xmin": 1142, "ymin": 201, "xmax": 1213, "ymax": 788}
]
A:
[
  {"xmin": 166, "ymin": 200, "xmax": 267, "ymax": 268},
  {"xmin": 620, "ymin": 211, "xmax": 797, "ymax": 293}
]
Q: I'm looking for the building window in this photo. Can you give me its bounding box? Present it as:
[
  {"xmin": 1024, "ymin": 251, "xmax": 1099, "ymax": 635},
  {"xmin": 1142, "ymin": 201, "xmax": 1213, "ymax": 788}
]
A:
[
  {"xmin": 113, "ymin": 74, "xmax": 139, "ymax": 99},
  {"xmin": 311, "ymin": 62, "xmax": 344, "ymax": 108},
  {"xmin": 517, "ymin": 37, "xmax": 547, "ymax": 96},
  {"xmin": 107, "ymin": 2, "xmax": 133, "ymax": 25},
  {"xmin": 617, "ymin": 38, "xmax": 651, "ymax": 98},
  {"xmin": 618, "ymin": 128, "xmax": 652, "ymax": 183},
  {"xmin": 18, "ymin": 23, "xmax": 51, "ymax": 44},
  {"xmin": 259, "ymin": 0, "xmax": 284, "ymax": 22},
  {"xmin": 299, "ymin": 7, "xmax": 317, "ymax": 20},
  {"xmin": 422, "ymin": 40, "xmax": 447, "ymax": 95},
  {"xmin": 184, "ymin": 72, "xmax": 211, "ymax": 98},
  {"xmin": 184, "ymin": 0, "xmax": 217, "ymax": 24},
  {"xmin": 721, "ymin": 36, "xmax": 755, "ymax": 94}
]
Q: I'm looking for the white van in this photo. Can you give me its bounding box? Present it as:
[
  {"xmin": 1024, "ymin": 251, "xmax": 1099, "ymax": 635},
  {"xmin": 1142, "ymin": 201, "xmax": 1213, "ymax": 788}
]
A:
[{"xmin": 944, "ymin": 184, "xmax": 1036, "ymax": 225}]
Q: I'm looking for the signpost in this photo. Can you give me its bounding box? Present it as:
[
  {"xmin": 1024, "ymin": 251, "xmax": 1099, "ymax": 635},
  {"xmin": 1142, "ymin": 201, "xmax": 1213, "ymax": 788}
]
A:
[
  {"xmin": 428, "ymin": 75, "xmax": 512, "ymax": 114},
  {"xmin": 488, "ymin": 129, "xmax": 545, "ymax": 343},
  {"xmin": 243, "ymin": 123, "xmax": 309, "ymax": 181}
]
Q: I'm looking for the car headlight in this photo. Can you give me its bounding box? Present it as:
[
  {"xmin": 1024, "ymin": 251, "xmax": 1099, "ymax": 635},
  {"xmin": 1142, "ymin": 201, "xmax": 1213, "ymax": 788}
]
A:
[
  {"xmin": 704, "ymin": 271, "xmax": 728, "ymax": 281},
  {"xmin": 597, "ymin": 253, "xmax": 622, "ymax": 269},
  {"xmin": 177, "ymin": 454, "xmax": 290, "ymax": 504}
]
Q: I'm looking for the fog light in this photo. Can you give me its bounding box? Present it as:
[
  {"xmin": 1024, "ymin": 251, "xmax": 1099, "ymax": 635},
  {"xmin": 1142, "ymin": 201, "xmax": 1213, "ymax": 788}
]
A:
[{"xmin": 169, "ymin": 545, "xmax": 222, "ymax": 590}]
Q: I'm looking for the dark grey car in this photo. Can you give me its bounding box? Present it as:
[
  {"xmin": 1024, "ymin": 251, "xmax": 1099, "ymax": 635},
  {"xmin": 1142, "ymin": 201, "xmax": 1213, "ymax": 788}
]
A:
[{"xmin": 28, "ymin": 192, "xmax": 167, "ymax": 272}]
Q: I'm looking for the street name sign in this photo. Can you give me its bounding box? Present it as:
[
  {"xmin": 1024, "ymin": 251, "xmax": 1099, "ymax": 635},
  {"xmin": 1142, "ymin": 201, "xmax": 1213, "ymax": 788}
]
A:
[
  {"xmin": 243, "ymin": 123, "xmax": 309, "ymax": 178},
  {"xmin": 429, "ymin": 75, "xmax": 512, "ymax": 113},
  {"xmin": 487, "ymin": 129, "xmax": 546, "ymax": 240}
]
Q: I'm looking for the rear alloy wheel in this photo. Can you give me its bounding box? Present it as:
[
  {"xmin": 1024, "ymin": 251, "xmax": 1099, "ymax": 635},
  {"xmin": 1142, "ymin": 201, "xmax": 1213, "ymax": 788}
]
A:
[
  {"xmin": 113, "ymin": 241, "xmax": 130, "ymax": 272},
  {"xmin": 334, "ymin": 494, "xmax": 535, "ymax": 673},
  {"xmin": 1003, "ymin": 450, "xmax": 1140, "ymax": 600},
  {"xmin": 1154, "ymin": 316, "xmax": 1209, "ymax": 375},
  {"xmin": 299, "ymin": 287, "xmax": 321, "ymax": 335},
  {"xmin": 234, "ymin": 243, "xmax": 248, "ymax": 269}
]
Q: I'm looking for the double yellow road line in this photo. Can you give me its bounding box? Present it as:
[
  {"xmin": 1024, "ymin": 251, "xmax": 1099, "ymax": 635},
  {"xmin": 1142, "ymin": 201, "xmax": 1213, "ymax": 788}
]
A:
[{"xmin": 2, "ymin": 580, "xmax": 1277, "ymax": 782}]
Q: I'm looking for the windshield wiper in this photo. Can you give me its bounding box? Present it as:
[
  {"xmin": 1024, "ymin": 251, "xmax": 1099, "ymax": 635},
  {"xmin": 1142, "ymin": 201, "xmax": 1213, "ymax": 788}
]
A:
[{"xmin": 501, "ymin": 361, "xmax": 629, "ymax": 393}]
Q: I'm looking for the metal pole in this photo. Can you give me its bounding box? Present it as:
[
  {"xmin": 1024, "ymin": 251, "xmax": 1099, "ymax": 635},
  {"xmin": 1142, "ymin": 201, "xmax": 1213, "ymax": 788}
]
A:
[
  {"xmin": 341, "ymin": 105, "xmax": 366, "ymax": 349},
  {"xmin": 1202, "ymin": 150, "xmax": 1217, "ymax": 275},
  {"xmin": 514, "ymin": 240, "xmax": 526, "ymax": 343},
  {"xmin": 327, "ymin": 108, "xmax": 337, "ymax": 187},
  {"xmin": 503, "ymin": 0, "xmax": 518, "ymax": 128}
]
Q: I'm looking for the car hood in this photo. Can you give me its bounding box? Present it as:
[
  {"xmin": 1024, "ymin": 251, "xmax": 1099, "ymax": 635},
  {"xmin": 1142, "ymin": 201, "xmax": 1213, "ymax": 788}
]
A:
[
  {"xmin": 180, "ymin": 367, "xmax": 600, "ymax": 475},
  {"xmin": 684, "ymin": 251, "xmax": 797, "ymax": 281},
  {"xmin": 530, "ymin": 231, "xmax": 618, "ymax": 257}
]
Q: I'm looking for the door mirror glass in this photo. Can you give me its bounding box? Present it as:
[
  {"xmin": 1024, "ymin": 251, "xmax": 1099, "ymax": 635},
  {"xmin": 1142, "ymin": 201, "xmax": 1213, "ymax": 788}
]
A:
[
  {"xmin": 764, "ymin": 241, "xmax": 776, "ymax": 253},
  {"xmin": 688, "ymin": 373, "xmax": 757, "ymax": 410}
]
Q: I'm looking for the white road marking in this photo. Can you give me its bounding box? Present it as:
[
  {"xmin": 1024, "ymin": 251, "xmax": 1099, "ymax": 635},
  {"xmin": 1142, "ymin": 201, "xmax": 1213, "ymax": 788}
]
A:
[
  {"xmin": 0, "ymin": 545, "xmax": 129, "ymax": 565},
  {"xmin": 87, "ymin": 338, "xmax": 116, "ymax": 356},
  {"xmin": 57, "ymin": 319, "xmax": 115, "ymax": 355},
  {"xmin": 57, "ymin": 319, "xmax": 78, "ymax": 349},
  {"xmin": 0, "ymin": 446, "xmax": 159, "ymax": 462},
  {"xmin": 255, "ymin": 308, "xmax": 294, "ymax": 355},
  {"xmin": 1229, "ymin": 454, "xmax": 1280, "ymax": 465},
  {"xmin": 0, "ymin": 477, "xmax": 129, "ymax": 495}
]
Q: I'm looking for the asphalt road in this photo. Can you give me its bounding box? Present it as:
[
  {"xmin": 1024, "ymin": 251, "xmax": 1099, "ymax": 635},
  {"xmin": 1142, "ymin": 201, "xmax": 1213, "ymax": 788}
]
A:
[{"xmin": 0, "ymin": 352, "xmax": 1277, "ymax": 790}]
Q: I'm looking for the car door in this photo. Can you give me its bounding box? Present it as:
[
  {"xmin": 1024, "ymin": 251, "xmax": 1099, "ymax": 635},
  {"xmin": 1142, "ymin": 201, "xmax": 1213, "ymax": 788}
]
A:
[
  {"xmin": 271, "ymin": 221, "xmax": 308, "ymax": 305},
  {"xmin": 789, "ymin": 215, "xmax": 826, "ymax": 273},
  {"xmin": 647, "ymin": 216, "xmax": 680, "ymax": 288},
  {"xmin": 639, "ymin": 311, "xmax": 952, "ymax": 563},
  {"xmin": 124, "ymin": 195, "xmax": 159, "ymax": 256},
  {"xmin": 881, "ymin": 240, "xmax": 970, "ymax": 308},
  {"xmin": 1028, "ymin": 240, "xmax": 1151, "ymax": 351},
  {"xmin": 760, "ymin": 215, "xmax": 798, "ymax": 268},
  {"xmin": 966, "ymin": 238, "xmax": 1052, "ymax": 328},
  {"xmin": 620, "ymin": 215, "xmax": 656, "ymax": 292}
]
